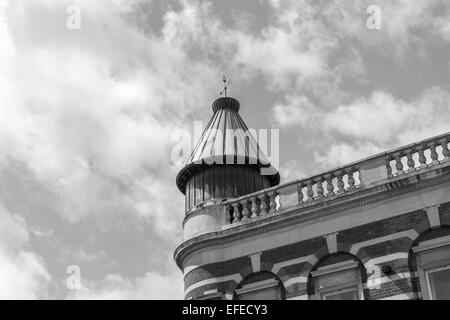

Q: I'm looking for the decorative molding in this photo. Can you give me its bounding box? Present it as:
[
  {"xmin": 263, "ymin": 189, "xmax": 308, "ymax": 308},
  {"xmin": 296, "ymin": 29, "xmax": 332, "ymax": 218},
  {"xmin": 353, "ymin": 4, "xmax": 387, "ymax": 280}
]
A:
[
  {"xmin": 184, "ymin": 273, "xmax": 242, "ymax": 298},
  {"xmin": 364, "ymin": 272, "xmax": 411, "ymax": 289},
  {"xmin": 425, "ymin": 205, "xmax": 441, "ymax": 228},
  {"xmin": 413, "ymin": 235, "xmax": 450, "ymax": 253},
  {"xmin": 235, "ymin": 278, "xmax": 279, "ymax": 295},
  {"xmin": 324, "ymin": 232, "xmax": 338, "ymax": 254},
  {"xmin": 378, "ymin": 292, "xmax": 415, "ymax": 300},
  {"xmin": 351, "ymin": 230, "xmax": 418, "ymax": 255},
  {"xmin": 284, "ymin": 276, "xmax": 308, "ymax": 287},
  {"xmin": 287, "ymin": 294, "xmax": 308, "ymax": 300},
  {"xmin": 175, "ymin": 169, "xmax": 450, "ymax": 268},
  {"xmin": 249, "ymin": 252, "xmax": 262, "ymax": 273},
  {"xmin": 311, "ymin": 260, "xmax": 359, "ymax": 278},
  {"xmin": 363, "ymin": 252, "xmax": 409, "ymax": 267},
  {"xmin": 271, "ymin": 255, "xmax": 317, "ymax": 275}
]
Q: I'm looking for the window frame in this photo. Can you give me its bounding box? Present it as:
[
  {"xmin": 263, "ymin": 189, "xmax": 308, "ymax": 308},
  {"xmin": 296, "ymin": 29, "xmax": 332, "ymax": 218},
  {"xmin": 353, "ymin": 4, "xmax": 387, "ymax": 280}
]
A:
[
  {"xmin": 321, "ymin": 286, "xmax": 360, "ymax": 300},
  {"xmin": 424, "ymin": 264, "xmax": 450, "ymax": 300},
  {"xmin": 412, "ymin": 235, "xmax": 450, "ymax": 300},
  {"xmin": 235, "ymin": 278, "xmax": 282, "ymax": 300},
  {"xmin": 310, "ymin": 260, "xmax": 364, "ymax": 300}
]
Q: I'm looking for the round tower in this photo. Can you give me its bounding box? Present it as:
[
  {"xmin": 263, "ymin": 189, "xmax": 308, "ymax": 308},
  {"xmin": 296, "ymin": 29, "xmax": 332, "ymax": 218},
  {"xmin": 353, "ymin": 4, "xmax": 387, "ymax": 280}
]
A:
[{"xmin": 176, "ymin": 96, "xmax": 280, "ymax": 239}]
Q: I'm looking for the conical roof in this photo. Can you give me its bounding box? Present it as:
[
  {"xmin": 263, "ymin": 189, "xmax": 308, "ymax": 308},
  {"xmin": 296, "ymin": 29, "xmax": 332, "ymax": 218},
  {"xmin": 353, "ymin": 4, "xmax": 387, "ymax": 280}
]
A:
[{"xmin": 176, "ymin": 97, "xmax": 280, "ymax": 194}]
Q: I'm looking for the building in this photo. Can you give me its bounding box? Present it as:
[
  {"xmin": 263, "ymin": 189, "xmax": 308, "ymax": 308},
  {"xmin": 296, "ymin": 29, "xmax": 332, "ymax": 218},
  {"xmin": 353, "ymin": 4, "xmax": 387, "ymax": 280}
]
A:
[{"xmin": 174, "ymin": 95, "xmax": 450, "ymax": 300}]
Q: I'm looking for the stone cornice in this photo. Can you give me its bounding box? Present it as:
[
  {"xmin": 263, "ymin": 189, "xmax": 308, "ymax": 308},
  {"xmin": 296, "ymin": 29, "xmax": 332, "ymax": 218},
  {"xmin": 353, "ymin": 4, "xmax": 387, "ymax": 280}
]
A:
[{"xmin": 174, "ymin": 166, "xmax": 450, "ymax": 269}]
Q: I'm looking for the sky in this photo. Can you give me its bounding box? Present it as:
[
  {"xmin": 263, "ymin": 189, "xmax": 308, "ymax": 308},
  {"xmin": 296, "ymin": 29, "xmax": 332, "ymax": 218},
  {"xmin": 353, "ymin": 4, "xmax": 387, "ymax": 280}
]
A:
[{"xmin": 0, "ymin": 0, "xmax": 449, "ymax": 299}]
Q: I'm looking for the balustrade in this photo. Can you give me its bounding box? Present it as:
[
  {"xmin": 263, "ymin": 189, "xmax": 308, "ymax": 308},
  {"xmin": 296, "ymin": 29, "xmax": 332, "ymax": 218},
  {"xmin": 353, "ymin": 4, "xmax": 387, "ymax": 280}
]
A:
[{"xmin": 224, "ymin": 132, "xmax": 450, "ymax": 225}]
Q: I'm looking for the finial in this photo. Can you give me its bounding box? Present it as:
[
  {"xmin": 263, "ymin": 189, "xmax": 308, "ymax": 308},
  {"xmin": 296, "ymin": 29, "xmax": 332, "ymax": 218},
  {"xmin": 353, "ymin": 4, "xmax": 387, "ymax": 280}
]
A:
[{"xmin": 219, "ymin": 73, "xmax": 232, "ymax": 97}]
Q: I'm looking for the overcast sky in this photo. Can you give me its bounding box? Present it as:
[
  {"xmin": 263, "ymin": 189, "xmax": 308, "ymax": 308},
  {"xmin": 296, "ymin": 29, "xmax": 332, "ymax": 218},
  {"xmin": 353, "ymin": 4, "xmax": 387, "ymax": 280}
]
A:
[{"xmin": 0, "ymin": 0, "xmax": 449, "ymax": 299}]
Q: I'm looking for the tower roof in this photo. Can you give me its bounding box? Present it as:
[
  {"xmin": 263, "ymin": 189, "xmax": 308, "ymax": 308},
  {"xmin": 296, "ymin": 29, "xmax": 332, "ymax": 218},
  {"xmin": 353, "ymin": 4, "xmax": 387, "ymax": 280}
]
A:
[{"xmin": 176, "ymin": 96, "xmax": 280, "ymax": 194}]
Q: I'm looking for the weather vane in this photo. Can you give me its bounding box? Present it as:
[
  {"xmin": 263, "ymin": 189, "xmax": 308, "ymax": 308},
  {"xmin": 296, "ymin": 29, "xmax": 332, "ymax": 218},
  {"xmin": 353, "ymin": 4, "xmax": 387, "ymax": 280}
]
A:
[{"xmin": 219, "ymin": 74, "xmax": 232, "ymax": 97}]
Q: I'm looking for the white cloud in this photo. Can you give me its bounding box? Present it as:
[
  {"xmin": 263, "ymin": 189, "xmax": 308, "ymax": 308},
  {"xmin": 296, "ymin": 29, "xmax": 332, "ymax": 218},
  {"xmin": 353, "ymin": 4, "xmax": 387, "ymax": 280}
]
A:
[
  {"xmin": 69, "ymin": 271, "xmax": 183, "ymax": 300},
  {"xmin": 0, "ymin": 205, "xmax": 51, "ymax": 299},
  {"xmin": 324, "ymin": 0, "xmax": 450, "ymax": 58},
  {"xmin": 279, "ymin": 160, "xmax": 306, "ymax": 182},
  {"xmin": 271, "ymin": 95, "xmax": 315, "ymax": 127},
  {"xmin": 311, "ymin": 87, "xmax": 450, "ymax": 167},
  {"xmin": 314, "ymin": 142, "xmax": 384, "ymax": 168},
  {"xmin": 0, "ymin": 0, "xmax": 214, "ymax": 230},
  {"xmin": 325, "ymin": 88, "xmax": 450, "ymax": 145}
]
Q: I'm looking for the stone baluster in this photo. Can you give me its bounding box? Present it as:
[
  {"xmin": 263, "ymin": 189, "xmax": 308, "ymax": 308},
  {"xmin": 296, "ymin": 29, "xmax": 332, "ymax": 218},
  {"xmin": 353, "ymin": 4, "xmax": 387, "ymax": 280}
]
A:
[
  {"xmin": 429, "ymin": 142, "xmax": 439, "ymax": 165},
  {"xmin": 316, "ymin": 177, "xmax": 324, "ymax": 199},
  {"xmin": 232, "ymin": 202, "xmax": 240, "ymax": 223},
  {"xmin": 386, "ymin": 159, "xmax": 393, "ymax": 177},
  {"xmin": 394, "ymin": 153, "xmax": 404, "ymax": 175},
  {"xmin": 250, "ymin": 197, "xmax": 258, "ymax": 218},
  {"xmin": 406, "ymin": 149, "xmax": 415, "ymax": 173},
  {"xmin": 306, "ymin": 181, "xmax": 314, "ymax": 202},
  {"xmin": 268, "ymin": 191, "xmax": 277, "ymax": 213},
  {"xmin": 336, "ymin": 171, "xmax": 345, "ymax": 194},
  {"xmin": 297, "ymin": 183, "xmax": 304, "ymax": 205},
  {"xmin": 417, "ymin": 146, "xmax": 427, "ymax": 168},
  {"xmin": 258, "ymin": 193, "xmax": 268, "ymax": 215},
  {"xmin": 441, "ymin": 138, "xmax": 450, "ymax": 161},
  {"xmin": 347, "ymin": 168, "xmax": 356, "ymax": 190},
  {"xmin": 325, "ymin": 174, "xmax": 335, "ymax": 197},
  {"xmin": 226, "ymin": 205, "xmax": 232, "ymax": 224},
  {"xmin": 241, "ymin": 199, "xmax": 250, "ymax": 220}
]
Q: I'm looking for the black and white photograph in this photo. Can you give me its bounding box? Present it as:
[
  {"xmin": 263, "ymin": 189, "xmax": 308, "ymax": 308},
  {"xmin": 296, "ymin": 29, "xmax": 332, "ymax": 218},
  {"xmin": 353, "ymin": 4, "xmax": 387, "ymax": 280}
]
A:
[{"xmin": 1, "ymin": 0, "xmax": 450, "ymax": 309}]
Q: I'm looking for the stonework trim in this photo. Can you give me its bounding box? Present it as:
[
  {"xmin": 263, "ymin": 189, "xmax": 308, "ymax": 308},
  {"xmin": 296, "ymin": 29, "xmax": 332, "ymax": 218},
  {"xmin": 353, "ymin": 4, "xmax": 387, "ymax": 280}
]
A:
[
  {"xmin": 184, "ymin": 273, "xmax": 242, "ymax": 297},
  {"xmin": 350, "ymin": 230, "xmax": 418, "ymax": 255},
  {"xmin": 413, "ymin": 234, "xmax": 450, "ymax": 253},
  {"xmin": 364, "ymin": 252, "xmax": 409, "ymax": 267},
  {"xmin": 271, "ymin": 255, "xmax": 318, "ymax": 274},
  {"xmin": 184, "ymin": 265, "xmax": 198, "ymax": 276},
  {"xmin": 311, "ymin": 260, "xmax": 359, "ymax": 278},
  {"xmin": 284, "ymin": 276, "xmax": 308, "ymax": 287},
  {"xmin": 426, "ymin": 205, "xmax": 441, "ymax": 228},
  {"xmin": 249, "ymin": 252, "xmax": 262, "ymax": 273},
  {"xmin": 364, "ymin": 272, "xmax": 411, "ymax": 289},
  {"xmin": 287, "ymin": 294, "xmax": 308, "ymax": 300},
  {"xmin": 175, "ymin": 173, "xmax": 450, "ymax": 268},
  {"xmin": 324, "ymin": 232, "xmax": 338, "ymax": 254},
  {"xmin": 377, "ymin": 292, "xmax": 415, "ymax": 300},
  {"xmin": 235, "ymin": 278, "xmax": 279, "ymax": 295}
]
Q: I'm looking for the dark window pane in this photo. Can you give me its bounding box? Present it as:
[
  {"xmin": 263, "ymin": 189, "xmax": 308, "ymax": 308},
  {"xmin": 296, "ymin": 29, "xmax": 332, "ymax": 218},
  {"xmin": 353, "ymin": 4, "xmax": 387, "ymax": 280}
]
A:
[{"xmin": 429, "ymin": 267, "xmax": 450, "ymax": 300}]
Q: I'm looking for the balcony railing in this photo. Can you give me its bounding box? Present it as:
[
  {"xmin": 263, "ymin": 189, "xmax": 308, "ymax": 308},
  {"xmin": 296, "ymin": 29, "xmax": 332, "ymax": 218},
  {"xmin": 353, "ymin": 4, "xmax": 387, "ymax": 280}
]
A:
[{"xmin": 222, "ymin": 132, "xmax": 450, "ymax": 225}]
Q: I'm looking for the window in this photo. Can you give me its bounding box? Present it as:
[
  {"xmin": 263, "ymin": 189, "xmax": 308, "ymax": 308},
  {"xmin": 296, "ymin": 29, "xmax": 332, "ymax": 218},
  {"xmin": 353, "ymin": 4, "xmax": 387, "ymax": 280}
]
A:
[
  {"xmin": 426, "ymin": 266, "xmax": 450, "ymax": 300},
  {"xmin": 413, "ymin": 235, "xmax": 450, "ymax": 300},
  {"xmin": 311, "ymin": 260, "xmax": 364, "ymax": 300},
  {"xmin": 234, "ymin": 272, "xmax": 285, "ymax": 300},
  {"xmin": 322, "ymin": 287, "xmax": 360, "ymax": 300}
]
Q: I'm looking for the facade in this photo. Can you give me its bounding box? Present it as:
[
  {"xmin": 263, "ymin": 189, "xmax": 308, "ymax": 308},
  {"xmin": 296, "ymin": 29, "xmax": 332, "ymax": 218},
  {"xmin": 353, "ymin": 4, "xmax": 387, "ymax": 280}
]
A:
[{"xmin": 174, "ymin": 95, "xmax": 450, "ymax": 300}]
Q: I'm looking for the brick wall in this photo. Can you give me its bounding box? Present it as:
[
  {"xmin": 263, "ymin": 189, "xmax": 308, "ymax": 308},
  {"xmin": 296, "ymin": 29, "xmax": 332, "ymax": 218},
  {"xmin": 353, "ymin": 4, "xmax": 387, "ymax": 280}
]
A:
[{"xmin": 184, "ymin": 204, "xmax": 450, "ymax": 300}]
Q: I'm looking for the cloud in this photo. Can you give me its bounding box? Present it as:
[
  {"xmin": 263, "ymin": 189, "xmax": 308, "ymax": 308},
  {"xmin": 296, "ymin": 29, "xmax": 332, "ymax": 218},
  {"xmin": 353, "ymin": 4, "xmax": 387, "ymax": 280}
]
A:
[
  {"xmin": 0, "ymin": 0, "xmax": 212, "ymax": 298},
  {"xmin": 0, "ymin": 205, "xmax": 51, "ymax": 299},
  {"xmin": 271, "ymin": 95, "xmax": 315, "ymax": 127},
  {"xmin": 313, "ymin": 142, "xmax": 384, "ymax": 168},
  {"xmin": 311, "ymin": 87, "xmax": 450, "ymax": 167},
  {"xmin": 69, "ymin": 271, "xmax": 183, "ymax": 300},
  {"xmin": 325, "ymin": 87, "xmax": 450, "ymax": 145}
]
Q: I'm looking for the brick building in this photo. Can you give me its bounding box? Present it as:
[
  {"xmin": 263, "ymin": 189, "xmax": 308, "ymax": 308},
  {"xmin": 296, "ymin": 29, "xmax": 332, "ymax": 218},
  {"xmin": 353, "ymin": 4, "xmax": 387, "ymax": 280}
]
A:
[{"xmin": 174, "ymin": 96, "xmax": 450, "ymax": 300}]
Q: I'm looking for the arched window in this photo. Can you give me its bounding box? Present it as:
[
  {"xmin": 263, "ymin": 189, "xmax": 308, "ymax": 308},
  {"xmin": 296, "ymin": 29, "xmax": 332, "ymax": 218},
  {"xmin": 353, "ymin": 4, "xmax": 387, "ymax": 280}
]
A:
[
  {"xmin": 410, "ymin": 227, "xmax": 450, "ymax": 300},
  {"xmin": 234, "ymin": 271, "xmax": 285, "ymax": 300},
  {"xmin": 308, "ymin": 253, "xmax": 366, "ymax": 300}
]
